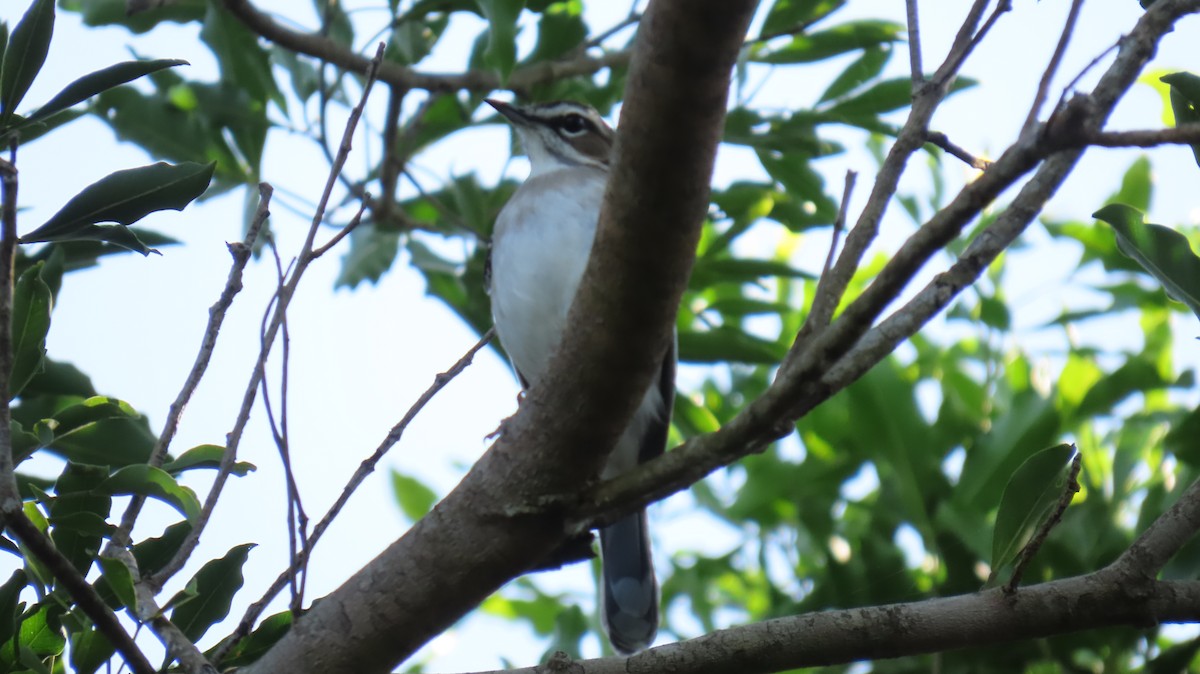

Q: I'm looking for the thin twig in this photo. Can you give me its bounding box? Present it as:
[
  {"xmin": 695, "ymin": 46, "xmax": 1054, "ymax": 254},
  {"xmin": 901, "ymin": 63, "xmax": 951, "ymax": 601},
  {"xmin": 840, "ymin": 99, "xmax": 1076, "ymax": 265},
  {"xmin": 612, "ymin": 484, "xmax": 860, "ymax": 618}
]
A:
[
  {"xmin": 109, "ymin": 184, "xmax": 272, "ymax": 551},
  {"xmin": 148, "ymin": 44, "xmax": 389, "ymax": 591},
  {"xmin": 1004, "ymin": 450, "xmax": 1082, "ymax": 593},
  {"xmin": 1081, "ymin": 125, "xmax": 1200, "ymax": 148},
  {"xmin": 964, "ymin": 0, "xmax": 1013, "ymax": 65},
  {"xmin": 212, "ymin": 328, "xmax": 493, "ymax": 662},
  {"xmin": 6, "ymin": 513, "xmax": 157, "ymax": 674},
  {"xmin": 1022, "ymin": 0, "xmax": 1086, "ymax": 138},
  {"xmin": 817, "ymin": 171, "xmax": 857, "ymax": 308},
  {"xmin": 926, "ymin": 131, "xmax": 992, "ymax": 170},
  {"xmin": 311, "ymin": 196, "xmax": 370, "ymax": 260},
  {"xmin": 905, "ymin": 0, "xmax": 924, "ymax": 87}
]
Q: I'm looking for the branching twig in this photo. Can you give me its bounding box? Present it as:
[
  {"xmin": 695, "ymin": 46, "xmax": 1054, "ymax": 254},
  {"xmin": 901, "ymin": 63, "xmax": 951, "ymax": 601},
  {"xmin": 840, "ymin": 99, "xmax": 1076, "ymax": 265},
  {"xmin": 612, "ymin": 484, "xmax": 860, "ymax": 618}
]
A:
[
  {"xmin": 6, "ymin": 513, "xmax": 156, "ymax": 674},
  {"xmin": 927, "ymin": 130, "xmax": 992, "ymax": 170},
  {"xmin": 1022, "ymin": 0, "xmax": 1086, "ymax": 138},
  {"xmin": 311, "ymin": 196, "xmax": 370, "ymax": 260},
  {"xmin": 1080, "ymin": 125, "xmax": 1200, "ymax": 148},
  {"xmin": 1004, "ymin": 450, "xmax": 1082, "ymax": 593},
  {"xmin": 211, "ymin": 328, "xmax": 493, "ymax": 663},
  {"xmin": 148, "ymin": 44, "xmax": 389, "ymax": 591},
  {"xmin": 109, "ymin": 184, "xmax": 272, "ymax": 551}
]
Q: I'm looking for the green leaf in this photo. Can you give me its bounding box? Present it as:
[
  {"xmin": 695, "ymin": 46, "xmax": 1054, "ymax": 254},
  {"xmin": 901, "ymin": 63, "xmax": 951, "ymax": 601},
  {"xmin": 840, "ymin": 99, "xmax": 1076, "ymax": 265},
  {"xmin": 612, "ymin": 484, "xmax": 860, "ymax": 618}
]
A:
[
  {"xmin": 22, "ymin": 395, "xmax": 153, "ymax": 466},
  {"xmin": 169, "ymin": 543, "xmax": 255, "ymax": 642},
  {"xmin": 475, "ymin": 0, "xmax": 524, "ymax": 79},
  {"xmin": 679, "ymin": 327, "xmax": 786, "ymax": 364},
  {"xmin": 69, "ymin": 627, "xmax": 116, "ymax": 674},
  {"xmin": 990, "ymin": 443, "xmax": 1076, "ymax": 579},
  {"xmin": 132, "ymin": 521, "xmax": 192, "ymax": 577},
  {"xmin": 818, "ymin": 44, "xmax": 892, "ymax": 103},
  {"xmin": 391, "ymin": 470, "xmax": 438, "ymax": 522},
  {"xmin": 96, "ymin": 556, "xmax": 137, "ymax": 611},
  {"xmin": 21, "ymin": 161, "xmax": 215, "ymax": 253},
  {"xmin": 0, "ymin": 570, "xmax": 27, "ymax": 645},
  {"xmin": 1094, "ymin": 203, "xmax": 1200, "ymax": 321},
  {"xmin": 214, "ymin": 610, "xmax": 292, "ymax": 668},
  {"xmin": 1110, "ymin": 156, "xmax": 1152, "ymax": 212},
  {"xmin": 162, "ymin": 444, "xmax": 255, "ymax": 476},
  {"xmin": 98, "ymin": 464, "xmax": 201, "ymax": 522},
  {"xmin": 759, "ymin": 0, "xmax": 845, "ymax": 38},
  {"xmin": 0, "ymin": 0, "xmax": 55, "ymax": 120},
  {"xmin": 690, "ymin": 257, "xmax": 816, "ymax": 288},
  {"xmin": 10, "ymin": 262, "xmax": 52, "ymax": 399},
  {"xmin": 752, "ymin": 20, "xmax": 903, "ymax": 64},
  {"xmin": 200, "ymin": 1, "xmax": 283, "ymax": 110},
  {"xmin": 336, "ymin": 226, "xmax": 400, "ymax": 288},
  {"xmin": 26, "ymin": 59, "xmax": 188, "ymax": 124},
  {"xmin": 1161, "ymin": 72, "xmax": 1200, "ymax": 168},
  {"xmin": 824, "ymin": 77, "xmax": 976, "ymax": 118},
  {"xmin": 526, "ymin": 1, "xmax": 585, "ymax": 63}
]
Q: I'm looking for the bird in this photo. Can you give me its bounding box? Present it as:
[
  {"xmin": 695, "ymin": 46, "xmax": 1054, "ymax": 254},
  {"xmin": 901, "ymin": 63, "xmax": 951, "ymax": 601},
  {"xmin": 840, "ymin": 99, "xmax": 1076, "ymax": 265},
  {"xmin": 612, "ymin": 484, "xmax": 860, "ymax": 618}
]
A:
[{"xmin": 485, "ymin": 98, "xmax": 675, "ymax": 654}]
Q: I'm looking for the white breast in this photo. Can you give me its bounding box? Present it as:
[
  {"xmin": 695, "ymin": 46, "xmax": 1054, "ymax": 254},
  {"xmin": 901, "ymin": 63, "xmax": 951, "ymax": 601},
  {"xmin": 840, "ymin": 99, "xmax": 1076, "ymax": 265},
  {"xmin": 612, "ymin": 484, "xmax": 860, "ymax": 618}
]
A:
[{"xmin": 490, "ymin": 166, "xmax": 607, "ymax": 385}]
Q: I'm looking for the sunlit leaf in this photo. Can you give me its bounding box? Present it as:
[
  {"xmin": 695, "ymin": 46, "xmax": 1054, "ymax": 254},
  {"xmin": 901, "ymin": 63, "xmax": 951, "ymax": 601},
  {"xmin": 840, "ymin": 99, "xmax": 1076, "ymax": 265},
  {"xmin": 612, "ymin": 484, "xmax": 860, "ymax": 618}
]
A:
[
  {"xmin": 391, "ymin": 470, "xmax": 438, "ymax": 522},
  {"xmin": 1094, "ymin": 203, "xmax": 1200, "ymax": 321},
  {"xmin": 989, "ymin": 443, "xmax": 1076, "ymax": 582},
  {"xmin": 98, "ymin": 464, "xmax": 201, "ymax": 522}
]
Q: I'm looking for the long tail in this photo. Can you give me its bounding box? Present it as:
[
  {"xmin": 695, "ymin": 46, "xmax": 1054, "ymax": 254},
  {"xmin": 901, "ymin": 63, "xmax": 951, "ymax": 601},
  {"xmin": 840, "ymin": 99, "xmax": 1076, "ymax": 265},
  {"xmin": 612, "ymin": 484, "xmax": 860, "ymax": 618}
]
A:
[{"xmin": 600, "ymin": 509, "xmax": 658, "ymax": 654}]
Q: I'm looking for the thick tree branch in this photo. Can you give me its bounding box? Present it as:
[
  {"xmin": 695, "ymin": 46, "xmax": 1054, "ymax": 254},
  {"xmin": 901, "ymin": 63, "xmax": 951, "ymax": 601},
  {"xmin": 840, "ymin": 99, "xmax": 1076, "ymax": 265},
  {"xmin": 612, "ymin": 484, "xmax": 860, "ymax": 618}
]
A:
[
  {"xmin": 1115, "ymin": 473, "xmax": 1200, "ymax": 578},
  {"xmin": 458, "ymin": 575, "xmax": 1200, "ymax": 674},
  {"xmin": 237, "ymin": 1, "xmax": 758, "ymax": 672}
]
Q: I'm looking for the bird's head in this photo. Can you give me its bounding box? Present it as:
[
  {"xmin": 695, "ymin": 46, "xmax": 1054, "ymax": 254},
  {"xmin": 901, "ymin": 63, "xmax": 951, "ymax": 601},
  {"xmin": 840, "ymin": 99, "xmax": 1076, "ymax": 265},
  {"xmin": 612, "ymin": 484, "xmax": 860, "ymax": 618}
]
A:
[{"xmin": 486, "ymin": 99, "xmax": 614, "ymax": 176}]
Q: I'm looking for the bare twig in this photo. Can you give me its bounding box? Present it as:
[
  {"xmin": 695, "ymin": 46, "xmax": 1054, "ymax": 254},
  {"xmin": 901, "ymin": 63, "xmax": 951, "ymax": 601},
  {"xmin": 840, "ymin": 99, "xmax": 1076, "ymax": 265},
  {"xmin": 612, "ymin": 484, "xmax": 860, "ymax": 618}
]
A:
[
  {"xmin": 927, "ymin": 130, "xmax": 992, "ymax": 170},
  {"xmin": 1022, "ymin": 0, "xmax": 1086, "ymax": 138},
  {"xmin": 212, "ymin": 328, "xmax": 494, "ymax": 662},
  {"xmin": 1081, "ymin": 125, "xmax": 1200, "ymax": 148},
  {"xmin": 6, "ymin": 513, "xmax": 157, "ymax": 674},
  {"xmin": 1004, "ymin": 450, "xmax": 1082, "ymax": 593},
  {"xmin": 824, "ymin": 171, "xmax": 857, "ymax": 280},
  {"xmin": 905, "ymin": 0, "xmax": 925, "ymax": 87},
  {"xmin": 804, "ymin": 171, "xmax": 858, "ymax": 342},
  {"xmin": 109, "ymin": 184, "xmax": 272, "ymax": 551},
  {"xmin": 311, "ymin": 196, "xmax": 370, "ymax": 260},
  {"xmin": 148, "ymin": 44, "xmax": 389, "ymax": 591},
  {"xmin": 964, "ymin": 0, "xmax": 1013, "ymax": 65}
]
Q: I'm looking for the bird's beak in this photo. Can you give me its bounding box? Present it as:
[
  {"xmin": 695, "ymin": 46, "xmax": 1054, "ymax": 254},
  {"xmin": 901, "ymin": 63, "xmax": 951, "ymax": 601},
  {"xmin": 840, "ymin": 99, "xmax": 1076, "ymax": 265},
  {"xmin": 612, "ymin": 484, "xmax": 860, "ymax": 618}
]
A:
[{"xmin": 485, "ymin": 98, "xmax": 529, "ymax": 126}]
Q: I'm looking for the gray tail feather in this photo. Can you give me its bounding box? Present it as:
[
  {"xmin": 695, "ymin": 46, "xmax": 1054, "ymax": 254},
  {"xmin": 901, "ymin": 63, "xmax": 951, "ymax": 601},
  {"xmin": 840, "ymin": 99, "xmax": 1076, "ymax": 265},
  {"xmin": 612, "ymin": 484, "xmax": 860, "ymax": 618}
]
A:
[{"xmin": 600, "ymin": 509, "xmax": 658, "ymax": 654}]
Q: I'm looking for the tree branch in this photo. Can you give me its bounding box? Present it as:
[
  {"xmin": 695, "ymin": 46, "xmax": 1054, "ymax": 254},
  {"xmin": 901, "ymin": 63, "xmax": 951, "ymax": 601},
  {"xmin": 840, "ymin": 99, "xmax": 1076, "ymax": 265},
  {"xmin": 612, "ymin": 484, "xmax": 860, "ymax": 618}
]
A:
[
  {"xmin": 456, "ymin": 575, "xmax": 1200, "ymax": 674},
  {"xmin": 237, "ymin": 1, "xmax": 759, "ymax": 671},
  {"xmin": 5, "ymin": 513, "xmax": 156, "ymax": 674},
  {"xmin": 221, "ymin": 0, "xmax": 630, "ymax": 95}
]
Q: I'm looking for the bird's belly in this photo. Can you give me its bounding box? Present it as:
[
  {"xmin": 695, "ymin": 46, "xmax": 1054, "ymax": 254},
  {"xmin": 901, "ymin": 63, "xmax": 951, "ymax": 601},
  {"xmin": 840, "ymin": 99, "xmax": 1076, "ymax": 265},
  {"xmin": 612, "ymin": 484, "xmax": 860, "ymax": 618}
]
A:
[{"xmin": 491, "ymin": 218, "xmax": 594, "ymax": 385}]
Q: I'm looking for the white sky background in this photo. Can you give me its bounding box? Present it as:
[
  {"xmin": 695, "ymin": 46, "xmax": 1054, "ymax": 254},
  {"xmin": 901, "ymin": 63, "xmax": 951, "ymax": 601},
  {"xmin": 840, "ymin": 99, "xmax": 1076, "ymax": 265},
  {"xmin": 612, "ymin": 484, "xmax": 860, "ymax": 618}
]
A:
[{"xmin": 0, "ymin": 0, "xmax": 1198, "ymax": 671}]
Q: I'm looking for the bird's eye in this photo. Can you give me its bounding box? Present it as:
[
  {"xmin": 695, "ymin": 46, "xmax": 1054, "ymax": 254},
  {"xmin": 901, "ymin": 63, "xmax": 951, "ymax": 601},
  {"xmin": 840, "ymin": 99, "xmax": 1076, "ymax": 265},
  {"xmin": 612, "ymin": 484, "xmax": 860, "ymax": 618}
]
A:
[{"xmin": 559, "ymin": 114, "xmax": 589, "ymax": 135}]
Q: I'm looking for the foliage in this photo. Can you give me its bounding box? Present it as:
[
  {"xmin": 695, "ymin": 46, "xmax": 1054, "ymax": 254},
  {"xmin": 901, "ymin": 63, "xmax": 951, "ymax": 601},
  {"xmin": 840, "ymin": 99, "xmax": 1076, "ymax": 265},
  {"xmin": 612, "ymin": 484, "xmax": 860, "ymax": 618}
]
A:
[{"xmin": 0, "ymin": 0, "xmax": 1195, "ymax": 672}]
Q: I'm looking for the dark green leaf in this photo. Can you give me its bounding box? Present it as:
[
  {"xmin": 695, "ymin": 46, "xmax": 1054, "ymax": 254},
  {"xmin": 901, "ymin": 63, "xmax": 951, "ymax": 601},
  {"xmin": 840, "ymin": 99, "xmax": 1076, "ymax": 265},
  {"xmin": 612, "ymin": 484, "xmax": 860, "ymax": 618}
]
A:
[
  {"xmin": 20, "ymin": 396, "xmax": 154, "ymax": 466},
  {"xmin": 0, "ymin": 0, "xmax": 55, "ymax": 120},
  {"xmin": 98, "ymin": 464, "xmax": 201, "ymax": 522},
  {"xmin": 691, "ymin": 257, "xmax": 815, "ymax": 288},
  {"xmin": 391, "ymin": 470, "xmax": 438, "ymax": 522},
  {"xmin": 387, "ymin": 13, "xmax": 450, "ymax": 65},
  {"xmin": 21, "ymin": 161, "xmax": 215, "ymax": 253},
  {"xmin": 132, "ymin": 521, "xmax": 192, "ymax": 577},
  {"xmin": 752, "ymin": 20, "xmax": 902, "ymax": 64},
  {"xmin": 990, "ymin": 444, "xmax": 1076, "ymax": 580},
  {"xmin": 823, "ymin": 77, "xmax": 976, "ymax": 118},
  {"xmin": 0, "ymin": 570, "xmax": 26, "ymax": 645},
  {"xmin": 1094, "ymin": 203, "xmax": 1200, "ymax": 320},
  {"xmin": 10, "ymin": 262, "xmax": 52, "ymax": 399},
  {"xmin": 1162, "ymin": 72, "xmax": 1200, "ymax": 168},
  {"xmin": 956, "ymin": 391, "xmax": 1061, "ymax": 510},
  {"xmin": 26, "ymin": 59, "xmax": 188, "ymax": 124},
  {"xmin": 526, "ymin": 2, "xmax": 585, "ymax": 63},
  {"xmin": 1110, "ymin": 156, "xmax": 1152, "ymax": 212},
  {"xmin": 169, "ymin": 543, "xmax": 255, "ymax": 642},
  {"xmin": 69, "ymin": 627, "xmax": 116, "ymax": 674},
  {"xmin": 162, "ymin": 444, "xmax": 255, "ymax": 476}
]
